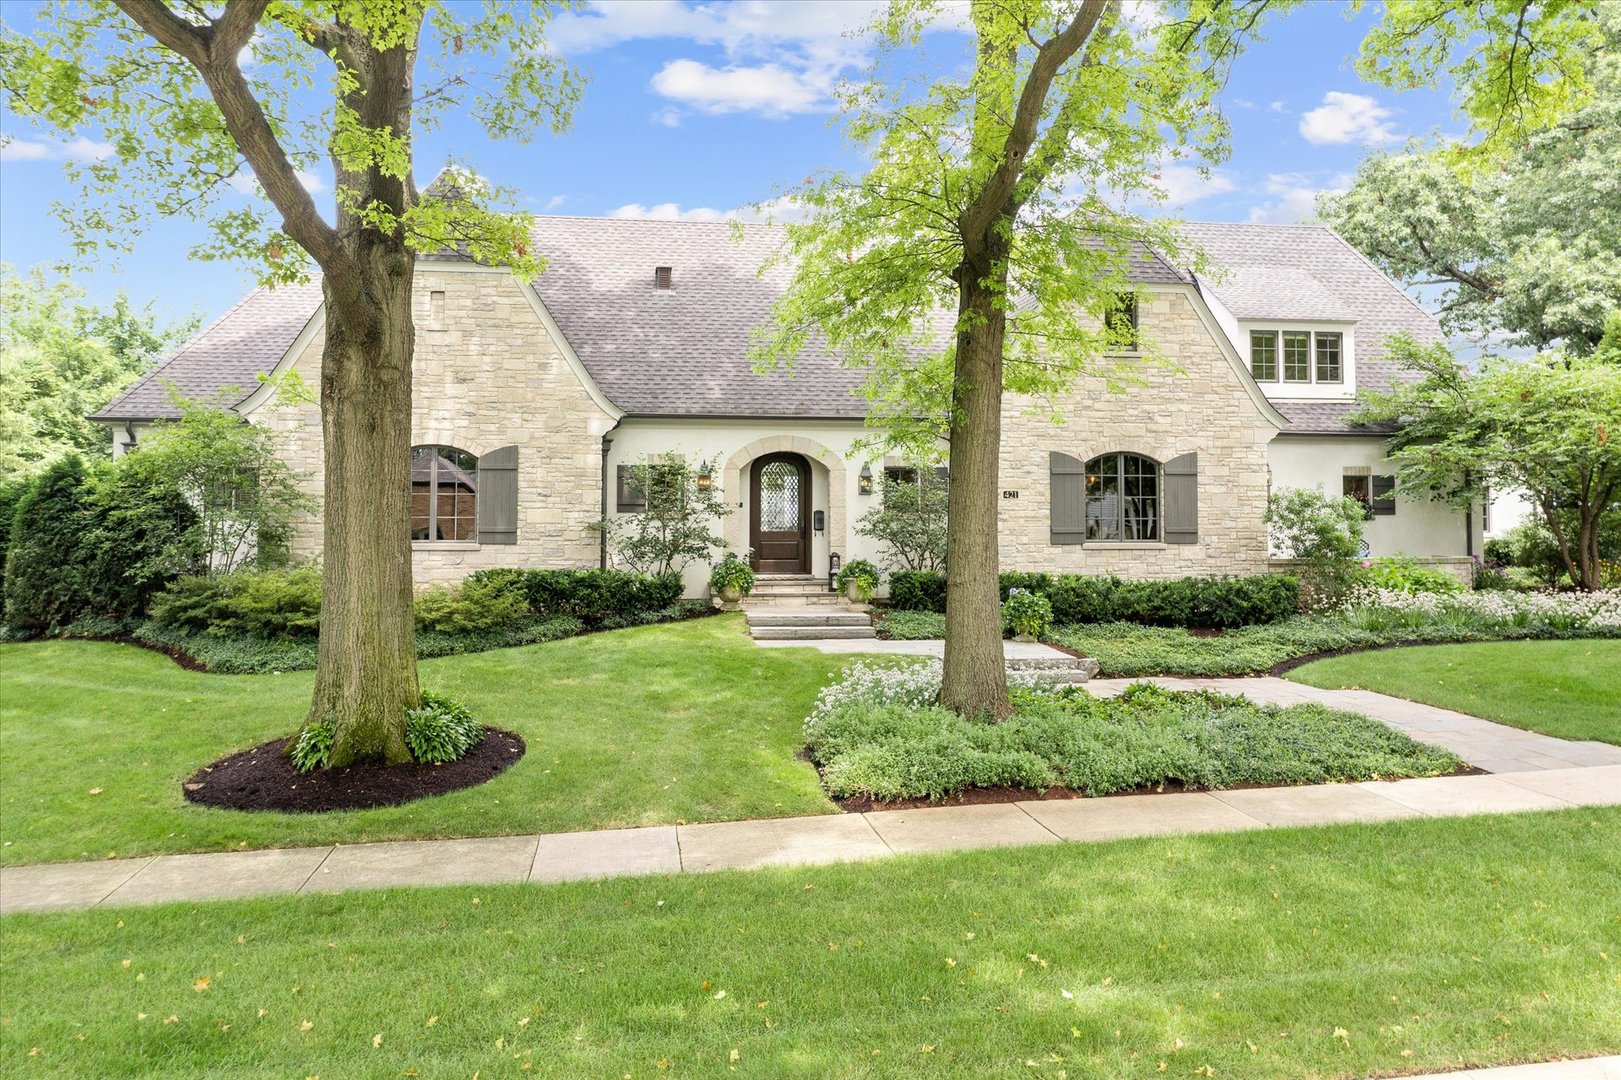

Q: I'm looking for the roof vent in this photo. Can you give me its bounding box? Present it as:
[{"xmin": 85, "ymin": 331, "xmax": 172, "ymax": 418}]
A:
[{"xmin": 654, "ymin": 266, "xmax": 673, "ymax": 290}]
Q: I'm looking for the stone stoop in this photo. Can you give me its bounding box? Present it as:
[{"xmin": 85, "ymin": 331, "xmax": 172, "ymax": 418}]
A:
[
  {"xmin": 746, "ymin": 607, "xmax": 878, "ymax": 641},
  {"xmin": 743, "ymin": 574, "xmax": 848, "ymax": 609},
  {"xmin": 1007, "ymin": 656, "xmax": 1101, "ymax": 685}
]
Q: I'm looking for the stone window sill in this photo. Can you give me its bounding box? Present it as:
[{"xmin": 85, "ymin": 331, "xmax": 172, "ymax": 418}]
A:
[
  {"xmin": 1081, "ymin": 541, "xmax": 1165, "ymax": 551},
  {"xmin": 413, "ymin": 541, "xmax": 480, "ymax": 552}
]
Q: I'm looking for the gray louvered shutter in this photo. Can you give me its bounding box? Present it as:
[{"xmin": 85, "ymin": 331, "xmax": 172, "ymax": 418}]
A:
[
  {"xmin": 476, "ymin": 445, "xmax": 519, "ymax": 544},
  {"xmin": 1162, "ymin": 452, "xmax": 1198, "ymax": 544},
  {"xmin": 1050, "ymin": 452, "xmax": 1086, "ymax": 545},
  {"xmin": 1371, "ymin": 474, "xmax": 1397, "ymax": 516}
]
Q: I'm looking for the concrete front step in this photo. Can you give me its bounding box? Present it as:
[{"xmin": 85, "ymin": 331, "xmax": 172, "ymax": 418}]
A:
[
  {"xmin": 747, "ymin": 611, "xmax": 873, "ymax": 628},
  {"xmin": 742, "ymin": 594, "xmax": 848, "ymax": 607},
  {"xmin": 750, "ymin": 626, "xmax": 878, "ymax": 641},
  {"xmin": 751, "ymin": 584, "xmax": 837, "ymax": 596}
]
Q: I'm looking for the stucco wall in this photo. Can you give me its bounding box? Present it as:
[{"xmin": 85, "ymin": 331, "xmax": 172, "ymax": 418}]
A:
[
  {"xmin": 605, "ymin": 418, "xmax": 899, "ymax": 597},
  {"xmin": 249, "ymin": 265, "xmax": 619, "ymax": 585},
  {"xmin": 1268, "ymin": 434, "xmax": 1482, "ymax": 558},
  {"xmin": 998, "ymin": 288, "xmax": 1280, "ymax": 578}
]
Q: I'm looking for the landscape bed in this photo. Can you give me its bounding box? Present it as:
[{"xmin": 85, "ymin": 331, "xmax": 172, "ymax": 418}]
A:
[{"xmin": 805, "ymin": 661, "xmax": 1464, "ymax": 804}]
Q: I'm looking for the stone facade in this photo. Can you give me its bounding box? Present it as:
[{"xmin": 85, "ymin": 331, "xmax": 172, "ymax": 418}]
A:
[
  {"xmin": 997, "ymin": 287, "xmax": 1281, "ymax": 578},
  {"xmin": 250, "ymin": 265, "xmax": 619, "ymax": 585}
]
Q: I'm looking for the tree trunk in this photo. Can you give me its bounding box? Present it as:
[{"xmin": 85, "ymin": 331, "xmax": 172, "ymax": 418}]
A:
[
  {"xmin": 939, "ymin": 246, "xmax": 1011, "ymax": 720},
  {"xmin": 309, "ymin": 247, "xmax": 419, "ymax": 767}
]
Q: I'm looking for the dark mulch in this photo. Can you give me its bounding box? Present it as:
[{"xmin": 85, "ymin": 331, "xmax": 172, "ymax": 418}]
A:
[{"xmin": 182, "ymin": 728, "xmax": 525, "ymax": 813}]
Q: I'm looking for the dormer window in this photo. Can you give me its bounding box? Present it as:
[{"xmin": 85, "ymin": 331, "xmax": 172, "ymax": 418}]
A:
[{"xmin": 1249, "ymin": 329, "xmax": 1346, "ymax": 385}]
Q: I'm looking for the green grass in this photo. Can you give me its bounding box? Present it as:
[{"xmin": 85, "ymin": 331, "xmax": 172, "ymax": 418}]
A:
[
  {"xmin": 3, "ymin": 809, "xmax": 1618, "ymax": 1078},
  {"xmin": 0, "ymin": 616, "xmax": 852, "ymax": 867},
  {"xmin": 1288, "ymin": 639, "xmax": 1621, "ymax": 744}
]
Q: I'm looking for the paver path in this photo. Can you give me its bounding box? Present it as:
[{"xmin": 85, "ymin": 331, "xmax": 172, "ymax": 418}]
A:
[{"xmin": 4, "ymin": 762, "xmax": 1616, "ymax": 915}]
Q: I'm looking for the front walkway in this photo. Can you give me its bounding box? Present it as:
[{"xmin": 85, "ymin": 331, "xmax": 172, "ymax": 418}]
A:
[{"xmin": 1423, "ymin": 1058, "xmax": 1621, "ymax": 1079}]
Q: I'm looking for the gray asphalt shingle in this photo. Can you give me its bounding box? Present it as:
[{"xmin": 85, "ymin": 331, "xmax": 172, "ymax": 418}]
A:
[{"xmin": 92, "ymin": 217, "xmax": 1439, "ymax": 434}]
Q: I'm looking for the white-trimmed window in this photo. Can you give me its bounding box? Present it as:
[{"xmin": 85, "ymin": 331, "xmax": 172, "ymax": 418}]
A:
[
  {"xmin": 1249, "ymin": 331, "xmax": 1278, "ymax": 381},
  {"xmin": 1250, "ymin": 329, "xmax": 1348, "ymax": 386}
]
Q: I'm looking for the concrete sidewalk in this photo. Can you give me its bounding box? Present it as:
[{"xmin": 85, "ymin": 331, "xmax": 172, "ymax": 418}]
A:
[
  {"xmin": 4, "ymin": 763, "xmax": 1617, "ymax": 915},
  {"xmin": 1418, "ymin": 1057, "xmax": 1621, "ymax": 1079}
]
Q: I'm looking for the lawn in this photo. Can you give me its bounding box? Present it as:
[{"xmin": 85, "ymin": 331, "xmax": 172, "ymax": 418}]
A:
[
  {"xmin": 3, "ymin": 808, "xmax": 1618, "ymax": 1079},
  {"xmin": 1288, "ymin": 640, "xmax": 1621, "ymax": 745},
  {"xmin": 0, "ymin": 616, "xmax": 851, "ymax": 867}
]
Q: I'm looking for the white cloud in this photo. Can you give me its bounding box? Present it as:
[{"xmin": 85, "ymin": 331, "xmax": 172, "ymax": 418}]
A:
[
  {"xmin": 652, "ymin": 106, "xmax": 683, "ymax": 128},
  {"xmin": 0, "ymin": 138, "xmax": 53, "ymax": 162},
  {"xmin": 1269, "ymin": 100, "xmax": 1286, "ymax": 113},
  {"xmin": 226, "ymin": 168, "xmax": 327, "ymax": 196},
  {"xmin": 1299, "ymin": 91, "xmax": 1398, "ymax": 146},
  {"xmin": 1156, "ymin": 164, "xmax": 1236, "ymax": 206},
  {"xmin": 650, "ymin": 59, "xmax": 831, "ymax": 118},
  {"xmin": 544, "ymin": 194, "xmax": 568, "ymax": 210},
  {"xmin": 0, "ymin": 136, "xmax": 112, "ymax": 163},
  {"xmin": 1246, "ymin": 172, "xmax": 1351, "ymax": 224},
  {"xmin": 606, "ymin": 194, "xmax": 811, "ymax": 224}
]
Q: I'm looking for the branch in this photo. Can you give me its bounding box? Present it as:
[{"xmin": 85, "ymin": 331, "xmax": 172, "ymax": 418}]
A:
[
  {"xmin": 112, "ymin": 0, "xmax": 359, "ymax": 299},
  {"xmin": 962, "ymin": 0, "xmax": 1109, "ymax": 237}
]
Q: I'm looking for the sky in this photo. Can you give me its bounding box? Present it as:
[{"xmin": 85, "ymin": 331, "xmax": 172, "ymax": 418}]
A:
[{"xmin": 0, "ymin": 0, "xmax": 1459, "ymax": 329}]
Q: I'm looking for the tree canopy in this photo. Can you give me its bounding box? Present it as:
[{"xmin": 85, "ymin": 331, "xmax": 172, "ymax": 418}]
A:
[
  {"xmin": 1323, "ymin": 5, "xmax": 1621, "ymax": 352},
  {"xmin": 0, "ymin": 263, "xmax": 198, "ymax": 477},
  {"xmin": 1352, "ymin": 324, "xmax": 1621, "ymax": 590}
]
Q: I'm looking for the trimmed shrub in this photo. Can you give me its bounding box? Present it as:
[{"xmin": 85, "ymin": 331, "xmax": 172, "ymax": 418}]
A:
[
  {"xmin": 3, "ymin": 456, "xmax": 92, "ymax": 633},
  {"xmin": 415, "ymin": 575, "xmax": 529, "ymax": 634},
  {"xmin": 147, "ymin": 567, "xmax": 322, "ymax": 638},
  {"xmin": 0, "ymin": 477, "xmax": 34, "ymax": 601},
  {"xmin": 887, "ymin": 570, "xmax": 1299, "ymax": 628},
  {"xmin": 470, "ymin": 567, "xmax": 683, "ymax": 625}
]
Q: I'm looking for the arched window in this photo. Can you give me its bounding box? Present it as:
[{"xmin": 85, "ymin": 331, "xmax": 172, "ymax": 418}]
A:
[
  {"xmin": 1084, "ymin": 453, "xmax": 1159, "ymax": 541},
  {"xmin": 410, "ymin": 445, "xmax": 479, "ymax": 541}
]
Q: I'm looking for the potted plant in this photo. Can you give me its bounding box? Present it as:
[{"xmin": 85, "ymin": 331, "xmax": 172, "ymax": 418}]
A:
[
  {"xmin": 1002, "ymin": 588, "xmax": 1053, "ymax": 642},
  {"xmin": 836, "ymin": 558, "xmax": 881, "ymax": 605},
  {"xmin": 709, "ymin": 551, "xmax": 755, "ymax": 606}
]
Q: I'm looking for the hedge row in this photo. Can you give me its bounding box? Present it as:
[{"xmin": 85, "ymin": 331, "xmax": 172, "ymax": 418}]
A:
[
  {"xmin": 467, "ymin": 568, "xmax": 684, "ymax": 626},
  {"xmin": 888, "ymin": 570, "xmax": 1300, "ymax": 628}
]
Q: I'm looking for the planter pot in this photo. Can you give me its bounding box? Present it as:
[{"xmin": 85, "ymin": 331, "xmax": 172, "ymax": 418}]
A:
[
  {"xmin": 844, "ymin": 582, "xmax": 873, "ymax": 608},
  {"xmin": 1012, "ymin": 632, "xmax": 1037, "ymax": 643},
  {"xmin": 718, "ymin": 584, "xmax": 743, "ymax": 604}
]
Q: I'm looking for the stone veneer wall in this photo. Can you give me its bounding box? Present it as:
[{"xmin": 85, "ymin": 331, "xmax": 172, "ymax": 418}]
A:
[
  {"xmin": 252, "ymin": 266, "xmax": 618, "ymax": 585},
  {"xmin": 997, "ymin": 289, "xmax": 1280, "ymax": 578}
]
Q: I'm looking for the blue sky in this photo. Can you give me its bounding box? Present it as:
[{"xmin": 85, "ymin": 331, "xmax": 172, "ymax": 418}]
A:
[{"xmin": 0, "ymin": 1, "xmax": 1457, "ymax": 328}]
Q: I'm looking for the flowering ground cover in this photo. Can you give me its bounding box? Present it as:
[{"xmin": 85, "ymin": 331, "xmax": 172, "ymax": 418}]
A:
[{"xmin": 804, "ymin": 660, "xmax": 1461, "ymax": 803}]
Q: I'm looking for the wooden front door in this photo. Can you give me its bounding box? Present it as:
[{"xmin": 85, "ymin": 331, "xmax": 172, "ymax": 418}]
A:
[{"xmin": 750, "ymin": 453, "xmax": 810, "ymax": 574}]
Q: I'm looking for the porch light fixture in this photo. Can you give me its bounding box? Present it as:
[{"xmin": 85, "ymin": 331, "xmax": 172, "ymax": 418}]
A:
[
  {"xmin": 696, "ymin": 470, "xmax": 713, "ymax": 492},
  {"xmin": 829, "ymin": 552, "xmax": 841, "ymax": 593},
  {"xmin": 858, "ymin": 463, "xmax": 874, "ymax": 496}
]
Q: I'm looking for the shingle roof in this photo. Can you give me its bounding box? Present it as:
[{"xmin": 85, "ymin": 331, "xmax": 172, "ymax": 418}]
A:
[
  {"xmin": 1180, "ymin": 222, "xmax": 1444, "ymax": 435},
  {"xmin": 91, "ymin": 280, "xmax": 323, "ymax": 421},
  {"xmin": 93, "ymin": 217, "xmax": 1438, "ymax": 432}
]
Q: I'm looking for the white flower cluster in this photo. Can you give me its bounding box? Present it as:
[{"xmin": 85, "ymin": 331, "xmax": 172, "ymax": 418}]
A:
[
  {"xmin": 1342, "ymin": 585, "xmax": 1621, "ymax": 629},
  {"xmin": 808, "ymin": 658, "xmax": 1060, "ymax": 727}
]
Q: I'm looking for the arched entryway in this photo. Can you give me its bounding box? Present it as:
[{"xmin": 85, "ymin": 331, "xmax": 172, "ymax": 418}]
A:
[{"xmin": 750, "ymin": 452, "xmax": 811, "ymax": 573}]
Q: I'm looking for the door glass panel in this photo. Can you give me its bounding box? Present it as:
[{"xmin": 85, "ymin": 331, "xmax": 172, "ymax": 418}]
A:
[{"xmin": 759, "ymin": 460, "xmax": 801, "ymax": 531}]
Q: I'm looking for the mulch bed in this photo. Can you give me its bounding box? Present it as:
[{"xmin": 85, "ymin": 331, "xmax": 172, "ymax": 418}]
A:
[{"xmin": 182, "ymin": 728, "xmax": 525, "ymax": 813}]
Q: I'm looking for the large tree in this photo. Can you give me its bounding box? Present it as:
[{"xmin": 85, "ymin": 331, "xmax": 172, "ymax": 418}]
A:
[
  {"xmin": 0, "ymin": 263, "xmax": 199, "ymax": 476},
  {"xmin": 755, "ymin": 0, "xmax": 1272, "ymax": 718},
  {"xmin": 2, "ymin": 2, "xmax": 579, "ymax": 765},
  {"xmin": 1323, "ymin": 4, "xmax": 1619, "ymax": 352},
  {"xmin": 1352, "ymin": 326, "xmax": 1621, "ymax": 591}
]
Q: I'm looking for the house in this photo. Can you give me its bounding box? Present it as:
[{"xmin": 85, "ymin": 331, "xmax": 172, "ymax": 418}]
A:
[{"xmin": 90, "ymin": 216, "xmax": 1483, "ymax": 597}]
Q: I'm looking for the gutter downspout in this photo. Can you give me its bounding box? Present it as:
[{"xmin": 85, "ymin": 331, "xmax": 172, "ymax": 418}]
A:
[{"xmin": 600, "ymin": 423, "xmax": 621, "ymax": 569}]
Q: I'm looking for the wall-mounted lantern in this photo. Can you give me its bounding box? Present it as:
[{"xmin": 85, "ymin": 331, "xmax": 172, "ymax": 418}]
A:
[
  {"xmin": 828, "ymin": 552, "xmax": 841, "ymax": 593},
  {"xmin": 696, "ymin": 470, "xmax": 713, "ymax": 492},
  {"xmin": 858, "ymin": 463, "xmax": 874, "ymax": 496}
]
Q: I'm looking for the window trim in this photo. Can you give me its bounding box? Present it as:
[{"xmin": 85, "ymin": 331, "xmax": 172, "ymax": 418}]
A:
[
  {"xmin": 1249, "ymin": 330, "xmax": 1278, "ymax": 382},
  {"xmin": 1281, "ymin": 330, "xmax": 1312, "ymax": 383},
  {"xmin": 1084, "ymin": 451, "xmax": 1161, "ymax": 543},
  {"xmin": 411, "ymin": 444, "xmax": 480, "ymax": 544},
  {"xmin": 1314, "ymin": 331, "xmax": 1343, "ymax": 383}
]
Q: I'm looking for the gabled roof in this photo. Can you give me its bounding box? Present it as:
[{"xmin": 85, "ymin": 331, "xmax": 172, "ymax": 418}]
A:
[
  {"xmin": 89, "ymin": 280, "xmax": 323, "ymax": 421},
  {"xmin": 92, "ymin": 216, "xmax": 1438, "ymax": 432},
  {"xmin": 1179, "ymin": 222, "xmax": 1445, "ymax": 435}
]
